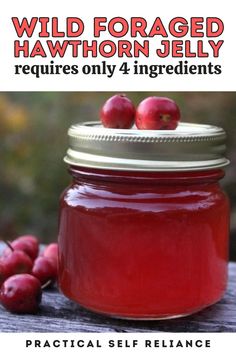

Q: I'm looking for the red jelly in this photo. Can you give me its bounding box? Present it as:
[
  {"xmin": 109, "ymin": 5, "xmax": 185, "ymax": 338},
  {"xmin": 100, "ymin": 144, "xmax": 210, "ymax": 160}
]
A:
[{"xmin": 58, "ymin": 122, "xmax": 230, "ymax": 319}]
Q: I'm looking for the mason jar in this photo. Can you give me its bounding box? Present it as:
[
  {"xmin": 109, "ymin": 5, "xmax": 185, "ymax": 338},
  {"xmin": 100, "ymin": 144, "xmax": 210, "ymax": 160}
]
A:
[{"xmin": 58, "ymin": 122, "xmax": 230, "ymax": 319}]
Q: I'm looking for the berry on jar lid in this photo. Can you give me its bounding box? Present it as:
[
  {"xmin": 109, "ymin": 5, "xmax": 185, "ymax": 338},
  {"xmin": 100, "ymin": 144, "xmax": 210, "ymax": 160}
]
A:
[
  {"xmin": 135, "ymin": 96, "xmax": 181, "ymax": 130},
  {"xmin": 100, "ymin": 94, "xmax": 135, "ymax": 129}
]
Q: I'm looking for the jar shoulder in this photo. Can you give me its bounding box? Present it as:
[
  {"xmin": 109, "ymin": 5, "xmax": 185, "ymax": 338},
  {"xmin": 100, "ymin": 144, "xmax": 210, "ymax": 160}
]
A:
[{"xmin": 60, "ymin": 181, "xmax": 228, "ymax": 212}]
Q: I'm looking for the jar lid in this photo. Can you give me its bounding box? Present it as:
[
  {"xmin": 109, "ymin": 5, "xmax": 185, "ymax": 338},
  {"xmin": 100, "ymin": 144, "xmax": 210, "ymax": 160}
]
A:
[{"xmin": 64, "ymin": 121, "xmax": 229, "ymax": 171}]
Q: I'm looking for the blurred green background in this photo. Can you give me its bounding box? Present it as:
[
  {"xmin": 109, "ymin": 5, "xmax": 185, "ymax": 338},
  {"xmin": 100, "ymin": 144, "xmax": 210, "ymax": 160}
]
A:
[{"xmin": 0, "ymin": 92, "xmax": 236, "ymax": 259}]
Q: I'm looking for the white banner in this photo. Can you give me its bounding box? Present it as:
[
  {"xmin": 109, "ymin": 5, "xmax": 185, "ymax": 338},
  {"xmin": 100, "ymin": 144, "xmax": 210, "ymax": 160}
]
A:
[
  {"xmin": 0, "ymin": 333, "xmax": 236, "ymax": 354},
  {"xmin": 0, "ymin": 0, "xmax": 235, "ymax": 91}
]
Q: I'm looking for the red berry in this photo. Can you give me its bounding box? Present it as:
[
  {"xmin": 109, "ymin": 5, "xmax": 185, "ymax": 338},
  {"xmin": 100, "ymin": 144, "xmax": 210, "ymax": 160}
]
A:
[
  {"xmin": 2, "ymin": 249, "xmax": 33, "ymax": 277},
  {"xmin": 100, "ymin": 94, "xmax": 135, "ymax": 129},
  {"xmin": 32, "ymin": 256, "xmax": 57, "ymax": 285},
  {"xmin": 0, "ymin": 274, "xmax": 42, "ymax": 314},
  {"xmin": 42, "ymin": 243, "xmax": 58, "ymax": 275},
  {"xmin": 135, "ymin": 97, "xmax": 180, "ymax": 130},
  {"xmin": 43, "ymin": 243, "xmax": 58, "ymax": 261},
  {"xmin": 3, "ymin": 239, "xmax": 39, "ymax": 261},
  {"xmin": 17, "ymin": 235, "xmax": 39, "ymax": 248},
  {"xmin": 0, "ymin": 261, "xmax": 8, "ymax": 287}
]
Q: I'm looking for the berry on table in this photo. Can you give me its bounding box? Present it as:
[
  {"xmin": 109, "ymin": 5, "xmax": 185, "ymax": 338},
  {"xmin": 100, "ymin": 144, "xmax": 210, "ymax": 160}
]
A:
[
  {"xmin": 31, "ymin": 256, "xmax": 57, "ymax": 286},
  {"xmin": 17, "ymin": 235, "xmax": 39, "ymax": 248},
  {"xmin": 42, "ymin": 243, "xmax": 58, "ymax": 274},
  {"xmin": 3, "ymin": 239, "xmax": 39, "ymax": 261},
  {"xmin": 0, "ymin": 261, "xmax": 8, "ymax": 287},
  {"xmin": 0, "ymin": 274, "xmax": 42, "ymax": 314},
  {"xmin": 43, "ymin": 243, "xmax": 58, "ymax": 261},
  {"xmin": 1, "ymin": 242, "xmax": 33, "ymax": 278}
]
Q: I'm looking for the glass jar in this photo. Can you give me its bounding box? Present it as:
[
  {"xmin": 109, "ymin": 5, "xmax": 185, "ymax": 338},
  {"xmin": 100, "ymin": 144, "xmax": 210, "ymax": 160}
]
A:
[{"xmin": 58, "ymin": 122, "xmax": 230, "ymax": 319}]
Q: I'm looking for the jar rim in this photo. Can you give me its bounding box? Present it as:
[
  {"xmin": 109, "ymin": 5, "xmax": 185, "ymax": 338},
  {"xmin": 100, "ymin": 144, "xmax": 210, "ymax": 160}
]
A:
[{"xmin": 64, "ymin": 121, "xmax": 230, "ymax": 171}]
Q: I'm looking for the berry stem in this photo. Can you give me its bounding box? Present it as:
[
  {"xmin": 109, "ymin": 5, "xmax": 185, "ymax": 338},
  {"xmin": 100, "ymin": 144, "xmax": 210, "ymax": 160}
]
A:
[
  {"xmin": 41, "ymin": 280, "xmax": 52, "ymax": 290},
  {"xmin": 4, "ymin": 241, "xmax": 14, "ymax": 252}
]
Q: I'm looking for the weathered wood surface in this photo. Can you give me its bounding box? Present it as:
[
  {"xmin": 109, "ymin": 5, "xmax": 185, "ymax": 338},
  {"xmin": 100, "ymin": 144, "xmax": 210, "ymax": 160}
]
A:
[{"xmin": 0, "ymin": 241, "xmax": 236, "ymax": 332}]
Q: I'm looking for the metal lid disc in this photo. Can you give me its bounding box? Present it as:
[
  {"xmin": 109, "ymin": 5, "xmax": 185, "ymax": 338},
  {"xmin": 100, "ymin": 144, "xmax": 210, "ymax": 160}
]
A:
[{"xmin": 64, "ymin": 122, "xmax": 229, "ymax": 171}]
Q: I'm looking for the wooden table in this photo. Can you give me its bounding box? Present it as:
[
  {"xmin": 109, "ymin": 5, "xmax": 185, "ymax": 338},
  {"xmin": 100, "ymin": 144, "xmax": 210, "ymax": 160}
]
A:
[{"xmin": 0, "ymin": 258, "xmax": 235, "ymax": 332}]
